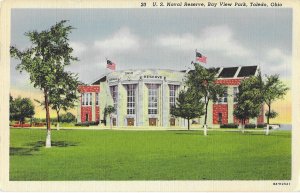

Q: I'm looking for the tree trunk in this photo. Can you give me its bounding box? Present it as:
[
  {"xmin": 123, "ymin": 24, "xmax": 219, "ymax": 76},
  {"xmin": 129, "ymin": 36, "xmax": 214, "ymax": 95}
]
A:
[
  {"xmin": 56, "ymin": 111, "xmax": 60, "ymax": 131},
  {"xmin": 266, "ymin": 124, "xmax": 270, "ymax": 135},
  {"xmin": 110, "ymin": 114, "xmax": 112, "ymax": 129},
  {"xmin": 266, "ymin": 104, "xmax": 270, "ymax": 135},
  {"xmin": 204, "ymin": 99, "xmax": 209, "ymax": 125},
  {"xmin": 242, "ymin": 119, "xmax": 245, "ymax": 133},
  {"xmin": 44, "ymin": 89, "xmax": 51, "ymax": 148},
  {"xmin": 204, "ymin": 124, "xmax": 207, "ymax": 136},
  {"xmin": 203, "ymin": 99, "xmax": 209, "ymax": 136},
  {"xmin": 187, "ymin": 118, "xmax": 190, "ymax": 130}
]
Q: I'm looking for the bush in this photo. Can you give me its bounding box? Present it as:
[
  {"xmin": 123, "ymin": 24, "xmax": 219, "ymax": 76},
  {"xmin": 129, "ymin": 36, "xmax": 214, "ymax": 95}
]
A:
[
  {"xmin": 220, "ymin": 123, "xmax": 238, "ymax": 128},
  {"xmin": 257, "ymin": 123, "xmax": 266, "ymax": 128},
  {"xmin": 75, "ymin": 122, "xmax": 90, "ymax": 127},
  {"xmin": 244, "ymin": 124, "xmax": 256, "ymax": 129},
  {"xmin": 74, "ymin": 121, "xmax": 99, "ymax": 127},
  {"xmin": 60, "ymin": 112, "xmax": 76, "ymax": 123},
  {"xmin": 12, "ymin": 123, "xmax": 31, "ymax": 127}
]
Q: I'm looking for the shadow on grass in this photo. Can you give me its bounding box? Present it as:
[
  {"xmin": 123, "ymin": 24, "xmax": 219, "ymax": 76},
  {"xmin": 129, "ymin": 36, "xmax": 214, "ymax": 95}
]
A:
[
  {"xmin": 174, "ymin": 130, "xmax": 202, "ymax": 135},
  {"xmin": 242, "ymin": 132, "xmax": 291, "ymax": 138},
  {"xmin": 10, "ymin": 141, "xmax": 79, "ymax": 156}
]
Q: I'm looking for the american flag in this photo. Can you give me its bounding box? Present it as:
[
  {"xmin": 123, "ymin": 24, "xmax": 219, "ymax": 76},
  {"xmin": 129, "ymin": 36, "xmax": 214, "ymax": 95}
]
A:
[
  {"xmin": 106, "ymin": 59, "xmax": 116, "ymax": 70},
  {"xmin": 196, "ymin": 51, "xmax": 207, "ymax": 64}
]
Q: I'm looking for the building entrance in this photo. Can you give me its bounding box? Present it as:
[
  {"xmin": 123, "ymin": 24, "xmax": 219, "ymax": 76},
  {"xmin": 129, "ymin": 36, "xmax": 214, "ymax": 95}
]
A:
[
  {"xmin": 218, "ymin": 113, "xmax": 222, "ymax": 124},
  {"xmin": 170, "ymin": 118, "xmax": 175, "ymax": 126},
  {"xmin": 149, "ymin": 118, "xmax": 157, "ymax": 126},
  {"xmin": 112, "ymin": 118, "xmax": 116, "ymax": 126},
  {"xmin": 85, "ymin": 114, "xmax": 89, "ymax": 122},
  {"xmin": 127, "ymin": 118, "xmax": 134, "ymax": 126}
]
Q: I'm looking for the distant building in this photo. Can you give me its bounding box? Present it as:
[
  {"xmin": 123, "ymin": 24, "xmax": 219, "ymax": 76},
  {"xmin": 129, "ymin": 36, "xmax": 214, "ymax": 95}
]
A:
[{"xmin": 77, "ymin": 66, "xmax": 265, "ymax": 127}]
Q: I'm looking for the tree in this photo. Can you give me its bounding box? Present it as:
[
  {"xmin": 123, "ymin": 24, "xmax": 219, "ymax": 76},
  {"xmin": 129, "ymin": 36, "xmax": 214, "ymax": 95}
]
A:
[
  {"xmin": 9, "ymin": 95, "xmax": 16, "ymax": 121},
  {"xmin": 60, "ymin": 112, "xmax": 76, "ymax": 123},
  {"xmin": 10, "ymin": 20, "xmax": 78, "ymax": 147},
  {"xmin": 233, "ymin": 75, "xmax": 264, "ymax": 133},
  {"xmin": 49, "ymin": 71, "xmax": 81, "ymax": 130},
  {"xmin": 262, "ymin": 74, "xmax": 288, "ymax": 135},
  {"xmin": 10, "ymin": 96, "xmax": 35, "ymax": 126},
  {"xmin": 171, "ymin": 89, "xmax": 205, "ymax": 130},
  {"xmin": 104, "ymin": 105, "xmax": 116, "ymax": 129},
  {"xmin": 186, "ymin": 63, "xmax": 225, "ymax": 135}
]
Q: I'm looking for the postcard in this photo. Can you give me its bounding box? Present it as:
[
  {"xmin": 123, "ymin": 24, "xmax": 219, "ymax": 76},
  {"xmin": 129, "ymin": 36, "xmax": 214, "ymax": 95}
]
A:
[{"xmin": 0, "ymin": 0, "xmax": 299, "ymax": 191}]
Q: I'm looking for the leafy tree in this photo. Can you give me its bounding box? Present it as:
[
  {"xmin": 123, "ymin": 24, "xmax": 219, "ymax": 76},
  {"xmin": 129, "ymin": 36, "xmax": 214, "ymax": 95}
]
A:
[
  {"xmin": 10, "ymin": 20, "xmax": 78, "ymax": 147},
  {"xmin": 104, "ymin": 105, "xmax": 116, "ymax": 129},
  {"xmin": 49, "ymin": 71, "xmax": 81, "ymax": 130},
  {"xmin": 185, "ymin": 63, "xmax": 225, "ymax": 135},
  {"xmin": 60, "ymin": 112, "xmax": 76, "ymax": 123},
  {"xmin": 9, "ymin": 95, "xmax": 16, "ymax": 121},
  {"xmin": 10, "ymin": 96, "xmax": 35, "ymax": 126},
  {"xmin": 233, "ymin": 75, "xmax": 264, "ymax": 133},
  {"xmin": 171, "ymin": 89, "xmax": 205, "ymax": 130},
  {"xmin": 262, "ymin": 74, "xmax": 288, "ymax": 135}
]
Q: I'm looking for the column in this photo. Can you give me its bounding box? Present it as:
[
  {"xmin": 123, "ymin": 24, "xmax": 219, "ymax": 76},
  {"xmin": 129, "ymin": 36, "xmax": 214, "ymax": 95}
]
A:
[
  {"xmin": 92, "ymin": 93, "xmax": 96, "ymax": 122},
  {"xmin": 162, "ymin": 81, "xmax": 169, "ymax": 127},
  {"xmin": 137, "ymin": 81, "xmax": 144, "ymax": 126},
  {"xmin": 77, "ymin": 95, "xmax": 81, "ymax": 123},
  {"xmin": 227, "ymin": 86, "xmax": 234, "ymax": 123},
  {"xmin": 117, "ymin": 82, "xmax": 121, "ymax": 127}
]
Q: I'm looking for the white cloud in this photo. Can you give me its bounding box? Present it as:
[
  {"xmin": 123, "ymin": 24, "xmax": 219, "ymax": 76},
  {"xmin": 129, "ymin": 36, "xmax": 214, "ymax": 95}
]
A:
[
  {"xmin": 70, "ymin": 41, "xmax": 88, "ymax": 57},
  {"xmin": 94, "ymin": 27, "xmax": 140, "ymax": 55},
  {"xmin": 260, "ymin": 48, "xmax": 291, "ymax": 76},
  {"xmin": 156, "ymin": 25, "xmax": 252, "ymax": 58}
]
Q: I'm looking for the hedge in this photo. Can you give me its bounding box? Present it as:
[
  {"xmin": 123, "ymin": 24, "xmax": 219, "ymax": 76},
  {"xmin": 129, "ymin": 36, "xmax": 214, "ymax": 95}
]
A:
[
  {"xmin": 220, "ymin": 123, "xmax": 238, "ymax": 128},
  {"xmin": 75, "ymin": 121, "xmax": 99, "ymax": 127}
]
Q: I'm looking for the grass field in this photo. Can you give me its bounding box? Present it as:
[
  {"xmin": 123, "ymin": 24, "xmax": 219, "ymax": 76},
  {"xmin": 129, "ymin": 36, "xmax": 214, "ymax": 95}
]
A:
[{"xmin": 10, "ymin": 128, "xmax": 291, "ymax": 181}]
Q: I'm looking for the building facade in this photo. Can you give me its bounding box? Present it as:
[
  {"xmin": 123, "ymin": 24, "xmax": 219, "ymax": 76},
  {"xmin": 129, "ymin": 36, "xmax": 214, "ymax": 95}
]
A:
[{"xmin": 77, "ymin": 66, "xmax": 265, "ymax": 127}]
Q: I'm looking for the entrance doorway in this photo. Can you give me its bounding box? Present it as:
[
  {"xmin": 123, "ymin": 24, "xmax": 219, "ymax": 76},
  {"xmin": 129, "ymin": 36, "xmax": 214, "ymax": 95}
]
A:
[
  {"xmin": 112, "ymin": 118, "xmax": 116, "ymax": 126},
  {"xmin": 218, "ymin": 113, "xmax": 222, "ymax": 124},
  {"xmin": 170, "ymin": 118, "xmax": 175, "ymax": 126},
  {"xmin": 127, "ymin": 118, "xmax": 134, "ymax": 126},
  {"xmin": 85, "ymin": 113, "xmax": 89, "ymax": 122},
  {"xmin": 149, "ymin": 118, "xmax": 157, "ymax": 126}
]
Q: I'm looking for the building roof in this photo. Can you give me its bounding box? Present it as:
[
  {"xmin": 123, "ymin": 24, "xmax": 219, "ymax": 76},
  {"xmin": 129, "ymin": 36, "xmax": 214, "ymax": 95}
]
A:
[
  {"xmin": 91, "ymin": 76, "xmax": 106, "ymax": 85},
  {"xmin": 89, "ymin": 65, "xmax": 258, "ymax": 85},
  {"xmin": 218, "ymin": 67, "xmax": 238, "ymax": 78},
  {"xmin": 237, "ymin": 66, "xmax": 258, "ymax": 77},
  {"xmin": 217, "ymin": 65, "xmax": 258, "ymax": 78}
]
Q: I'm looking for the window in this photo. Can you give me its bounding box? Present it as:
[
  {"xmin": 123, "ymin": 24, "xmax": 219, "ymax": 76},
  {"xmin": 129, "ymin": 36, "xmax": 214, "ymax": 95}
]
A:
[
  {"xmin": 95, "ymin": 93, "xmax": 99, "ymax": 106},
  {"xmin": 217, "ymin": 87, "xmax": 228, "ymax": 103},
  {"xmin": 127, "ymin": 84, "xmax": 136, "ymax": 114},
  {"xmin": 110, "ymin": 86, "xmax": 118, "ymax": 110},
  {"xmin": 81, "ymin": 93, "xmax": 85, "ymax": 105},
  {"xmin": 233, "ymin": 87, "xmax": 239, "ymax": 103},
  {"xmin": 148, "ymin": 84, "xmax": 159, "ymax": 114},
  {"xmin": 169, "ymin": 85, "xmax": 178, "ymax": 110},
  {"xmin": 88, "ymin": 93, "xmax": 92, "ymax": 105},
  {"xmin": 82, "ymin": 93, "xmax": 92, "ymax": 106}
]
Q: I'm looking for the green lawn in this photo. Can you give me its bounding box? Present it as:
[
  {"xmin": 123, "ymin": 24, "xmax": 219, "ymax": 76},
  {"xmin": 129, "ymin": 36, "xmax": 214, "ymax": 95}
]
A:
[{"xmin": 10, "ymin": 128, "xmax": 291, "ymax": 181}]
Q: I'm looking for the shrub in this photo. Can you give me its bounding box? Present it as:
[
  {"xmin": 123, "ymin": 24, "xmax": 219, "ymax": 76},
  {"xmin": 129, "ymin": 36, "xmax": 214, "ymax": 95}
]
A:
[
  {"xmin": 220, "ymin": 123, "xmax": 238, "ymax": 128},
  {"xmin": 244, "ymin": 124, "xmax": 256, "ymax": 129},
  {"xmin": 12, "ymin": 123, "xmax": 31, "ymax": 127},
  {"xmin": 60, "ymin": 112, "xmax": 76, "ymax": 123},
  {"xmin": 75, "ymin": 122, "xmax": 90, "ymax": 127},
  {"xmin": 74, "ymin": 121, "xmax": 99, "ymax": 127},
  {"xmin": 257, "ymin": 123, "xmax": 266, "ymax": 128}
]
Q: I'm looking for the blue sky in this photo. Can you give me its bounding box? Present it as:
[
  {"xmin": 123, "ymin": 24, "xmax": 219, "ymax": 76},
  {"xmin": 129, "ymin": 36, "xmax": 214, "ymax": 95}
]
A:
[{"xmin": 11, "ymin": 8, "xmax": 292, "ymax": 89}]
